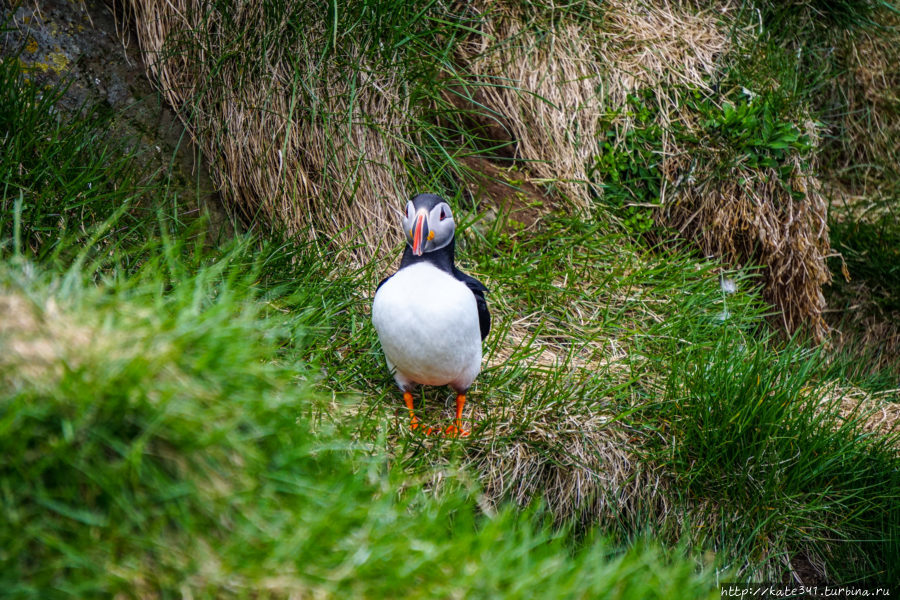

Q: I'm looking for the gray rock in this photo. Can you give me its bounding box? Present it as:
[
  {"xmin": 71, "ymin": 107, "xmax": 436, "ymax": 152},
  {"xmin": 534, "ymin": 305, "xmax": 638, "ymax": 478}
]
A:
[{"xmin": 1, "ymin": 0, "xmax": 234, "ymax": 240}]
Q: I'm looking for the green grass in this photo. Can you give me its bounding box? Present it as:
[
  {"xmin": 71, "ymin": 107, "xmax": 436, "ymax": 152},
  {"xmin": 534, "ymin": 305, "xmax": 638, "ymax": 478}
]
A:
[
  {"xmin": 3, "ymin": 4, "xmax": 900, "ymax": 595},
  {"xmin": 0, "ymin": 233, "xmax": 723, "ymax": 598},
  {"xmin": 735, "ymin": 0, "xmax": 899, "ymax": 192},
  {"xmin": 648, "ymin": 330, "xmax": 900, "ymax": 583},
  {"xmin": 755, "ymin": 0, "xmax": 896, "ymax": 31},
  {"xmin": 0, "ymin": 54, "xmax": 157, "ymax": 262},
  {"xmin": 587, "ymin": 86, "xmax": 816, "ymax": 236},
  {"xmin": 310, "ymin": 198, "xmax": 900, "ymax": 584},
  {"xmin": 0, "ymin": 53, "xmax": 721, "ymax": 596}
]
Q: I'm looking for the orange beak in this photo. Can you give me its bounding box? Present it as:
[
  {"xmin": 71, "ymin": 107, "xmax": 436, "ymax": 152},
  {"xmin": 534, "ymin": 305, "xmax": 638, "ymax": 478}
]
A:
[{"xmin": 411, "ymin": 210, "xmax": 428, "ymax": 256}]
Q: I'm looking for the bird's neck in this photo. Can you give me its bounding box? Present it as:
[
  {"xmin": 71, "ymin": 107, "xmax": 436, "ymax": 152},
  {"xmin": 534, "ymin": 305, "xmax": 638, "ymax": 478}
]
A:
[{"xmin": 400, "ymin": 237, "xmax": 455, "ymax": 274}]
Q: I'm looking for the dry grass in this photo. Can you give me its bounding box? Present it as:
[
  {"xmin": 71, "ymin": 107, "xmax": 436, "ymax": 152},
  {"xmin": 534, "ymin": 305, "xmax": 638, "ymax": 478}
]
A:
[
  {"xmin": 658, "ymin": 120, "xmax": 832, "ymax": 341},
  {"xmin": 0, "ymin": 293, "xmax": 95, "ymax": 382},
  {"xmin": 825, "ymin": 385, "xmax": 900, "ymax": 440},
  {"xmin": 127, "ymin": 0, "xmax": 414, "ymax": 260},
  {"xmin": 477, "ymin": 333, "xmax": 650, "ymax": 525},
  {"xmin": 125, "ymin": 0, "xmax": 733, "ymax": 247},
  {"xmin": 123, "ymin": 0, "xmax": 841, "ymax": 338},
  {"xmin": 825, "ymin": 7, "xmax": 900, "ymax": 185},
  {"xmin": 459, "ymin": 0, "xmax": 732, "ymax": 206}
]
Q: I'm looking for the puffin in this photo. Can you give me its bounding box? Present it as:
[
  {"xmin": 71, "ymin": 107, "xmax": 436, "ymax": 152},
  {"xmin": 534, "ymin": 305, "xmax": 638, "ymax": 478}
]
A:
[{"xmin": 372, "ymin": 193, "xmax": 490, "ymax": 437}]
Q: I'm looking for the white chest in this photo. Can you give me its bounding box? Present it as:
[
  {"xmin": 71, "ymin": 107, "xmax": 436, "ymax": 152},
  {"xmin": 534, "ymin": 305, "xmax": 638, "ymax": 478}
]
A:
[{"xmin": 372, "ymin": 262, "xmax": 482, "ymax": 390}]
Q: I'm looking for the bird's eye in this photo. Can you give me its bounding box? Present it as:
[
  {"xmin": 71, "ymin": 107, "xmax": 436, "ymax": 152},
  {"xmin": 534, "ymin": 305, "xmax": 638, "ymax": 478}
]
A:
[
  {"xmin": 406, "ymin": 202, "xmax": 414, "ymax": 217},
  {"xmin": 440, "ymin": 207, "xmax": 447, "ymax": 221}
]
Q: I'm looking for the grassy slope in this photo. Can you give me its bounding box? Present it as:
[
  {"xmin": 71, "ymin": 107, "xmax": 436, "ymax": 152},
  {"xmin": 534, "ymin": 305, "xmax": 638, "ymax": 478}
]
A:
[
  {"xmin": 0, "ymin": 57, "xmax": 717, "ymax": 598},
  {"xmin": 0, "ymin": 242, "xmax": 717, "ymax": 599},
  {"xmin": 748, "ymin": 0, "xmax": 900, "ymax": 383},
  {"xmin": 3, "ymin": 2, "xmax": 900, "ymax": 595},
  {"xmin": 325, "ymin": 203, "xmax": 900, "ymax": 584}
]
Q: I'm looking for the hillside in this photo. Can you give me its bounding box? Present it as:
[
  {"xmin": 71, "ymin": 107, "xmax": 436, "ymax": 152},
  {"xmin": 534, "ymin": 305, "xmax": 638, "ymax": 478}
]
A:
[{"xmin": 1, "ymin": 0, "xmax": 899, "ymax": 597}]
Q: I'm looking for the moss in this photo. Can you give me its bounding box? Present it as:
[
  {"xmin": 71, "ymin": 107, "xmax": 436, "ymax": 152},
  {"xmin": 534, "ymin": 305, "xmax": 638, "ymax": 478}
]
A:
[{"xmin": 588, "ymin": 86, "xmax": 816, "ymax": 234}]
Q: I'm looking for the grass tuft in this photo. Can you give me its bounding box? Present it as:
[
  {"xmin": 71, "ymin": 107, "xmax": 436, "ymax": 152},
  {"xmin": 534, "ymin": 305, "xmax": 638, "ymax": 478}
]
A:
[{"xmin": 0, "ymin": 54, "xmax": 156, "ymax": 262}]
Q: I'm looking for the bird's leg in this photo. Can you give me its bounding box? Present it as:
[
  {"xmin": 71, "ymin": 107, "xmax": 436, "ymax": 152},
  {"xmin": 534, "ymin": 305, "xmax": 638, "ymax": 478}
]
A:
[
  {"xmin": 404, "ymin": 391, "xmax": 440, "ymax": 435},
  {"xmin": 403, "ymin": 391, "xmax": 419, "ymax": 431},
  {"xmin": 445, "ymin": 393, "xmax": 470, "ymax": 438}
]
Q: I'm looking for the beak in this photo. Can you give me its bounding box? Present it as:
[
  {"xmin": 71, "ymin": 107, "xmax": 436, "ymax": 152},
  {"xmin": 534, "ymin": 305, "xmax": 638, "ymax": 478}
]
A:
[{"xmin": 411, "ymin": 208, "xmax": 429, "ymax": 256}]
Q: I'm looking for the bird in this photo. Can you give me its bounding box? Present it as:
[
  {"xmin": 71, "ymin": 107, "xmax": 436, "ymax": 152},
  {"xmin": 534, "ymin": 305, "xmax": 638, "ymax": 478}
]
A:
[{"xmin": 372, "ymin": 193, "xmax": 490, "ymax": 437}]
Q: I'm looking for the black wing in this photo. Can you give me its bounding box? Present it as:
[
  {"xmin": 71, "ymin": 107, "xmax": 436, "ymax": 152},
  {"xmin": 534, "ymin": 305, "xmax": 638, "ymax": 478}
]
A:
[{"xmin": 454, "ymin": 269, "xmax": 490, "ymax": 341}]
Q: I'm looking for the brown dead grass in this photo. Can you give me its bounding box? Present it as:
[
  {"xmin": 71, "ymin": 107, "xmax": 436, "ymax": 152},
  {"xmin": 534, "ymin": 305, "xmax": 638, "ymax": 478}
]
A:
[
  {"xmin": 658, "ymin": 123, "xmax": 832, "ymax": 341},
  {"xmin": 820, "ymin": 384, "xmax": 900, "ymax": 441},
  {"xmin": 459, "ymin": 0, "xmax": 732, "ymax": 206},
  {"xmin": 825, "ymin": 8, "xmax": 900, "ymax": 184},
  {"xmin": 0, "ymin": 293, "xmax": 96, "ymax": 382},
  {"xmin": 127, "ymin": 0, "xmax": 414, "ymax": 261}
]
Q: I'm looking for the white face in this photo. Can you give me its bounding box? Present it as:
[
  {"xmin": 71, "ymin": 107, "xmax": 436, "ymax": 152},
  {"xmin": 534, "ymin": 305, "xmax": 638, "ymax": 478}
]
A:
[{"xmin": 401, "ymin": 199, "xmax": 455, "ymax": 256}]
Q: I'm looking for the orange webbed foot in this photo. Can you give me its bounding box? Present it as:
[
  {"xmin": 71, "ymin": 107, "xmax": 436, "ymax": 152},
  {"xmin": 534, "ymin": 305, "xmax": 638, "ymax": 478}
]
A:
[
  {"xmin": 444, "ymin": 423, "xmax": 470, "ymax": 438},
  {"xmin": 444, "ymin": 393, "xmax": 470, "ymax": 437}
]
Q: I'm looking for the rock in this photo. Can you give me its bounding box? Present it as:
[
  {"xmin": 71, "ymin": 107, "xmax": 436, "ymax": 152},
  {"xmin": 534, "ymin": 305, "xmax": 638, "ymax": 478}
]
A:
[{"xmin": 1, "ymin": 0, "xmax": 233, "ymax": 240}]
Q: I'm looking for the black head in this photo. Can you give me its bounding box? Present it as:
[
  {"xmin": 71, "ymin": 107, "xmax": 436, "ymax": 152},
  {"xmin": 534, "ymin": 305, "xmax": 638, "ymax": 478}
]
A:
[{"xmin": 400, "ymin": 193, "xmax": 456, "ymax": 257}]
